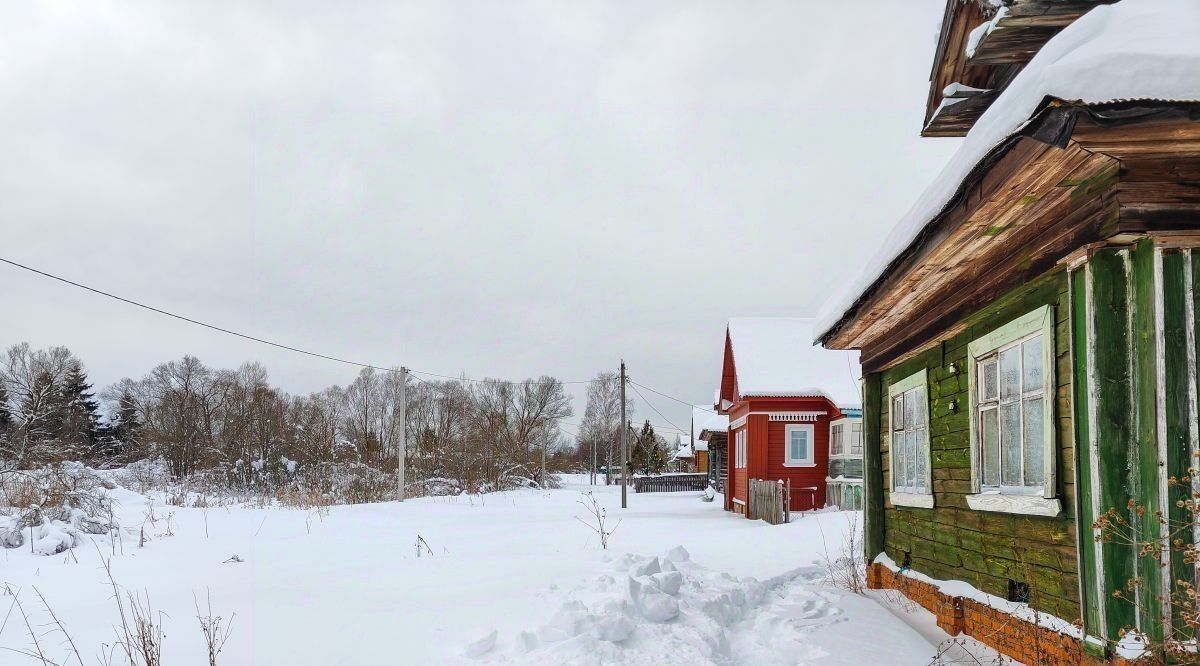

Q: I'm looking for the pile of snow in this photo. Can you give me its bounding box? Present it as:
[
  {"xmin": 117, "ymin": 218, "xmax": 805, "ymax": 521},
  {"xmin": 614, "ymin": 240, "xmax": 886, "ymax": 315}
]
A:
[
  {"xmin": 726, "ymin": 318, "xmax": 861, "ymax": 407},
  {"xmin": 816, "ymin": 0, "xmax": 1200, "ymax": 341},
  {"xmin": 468, "ymin": 546, "xmax": 777, "ymax": 662}
]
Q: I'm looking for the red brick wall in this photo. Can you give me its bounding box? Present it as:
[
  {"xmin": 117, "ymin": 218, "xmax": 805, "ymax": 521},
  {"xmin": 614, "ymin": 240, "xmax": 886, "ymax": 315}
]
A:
[{"xmin": 868, "ymin": 563, "xmax": 1131, "ymax": 666}]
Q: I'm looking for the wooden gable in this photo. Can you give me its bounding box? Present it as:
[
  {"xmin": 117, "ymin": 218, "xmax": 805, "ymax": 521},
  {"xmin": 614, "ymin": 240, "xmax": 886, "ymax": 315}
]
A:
[{"xmin": 717, "ymin": 330, "xmax": 738, "ymax": 409}]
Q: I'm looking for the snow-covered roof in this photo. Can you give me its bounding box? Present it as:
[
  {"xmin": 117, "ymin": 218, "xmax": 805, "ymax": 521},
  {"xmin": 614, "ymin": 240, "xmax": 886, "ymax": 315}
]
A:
[
  {"xmin": 816, "ymin": 0, "xmax": 1200, "ymax": 342},
  {"xmin": 727, "ymin": 318, "xmax": 861, "ymax": 408},
  {"xmin": 692, "ymin": 404, "xmax": 728, "ymax": 435},
  {"xmin": 672, "ymin": 434, "xmax": 694, "ymax": 460}
]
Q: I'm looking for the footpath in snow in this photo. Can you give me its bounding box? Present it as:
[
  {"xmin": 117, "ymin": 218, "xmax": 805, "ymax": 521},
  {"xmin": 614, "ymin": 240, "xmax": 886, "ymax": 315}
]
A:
[{"xmin": 2, "ymin": 474, "xmax": 953, "ymax": 664}]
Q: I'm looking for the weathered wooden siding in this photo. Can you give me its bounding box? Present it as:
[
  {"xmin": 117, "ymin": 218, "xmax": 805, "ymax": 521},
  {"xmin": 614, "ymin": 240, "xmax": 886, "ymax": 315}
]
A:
[
  {"xmin": 877, "ymin": 269, "xmax": 1080, "ymax": 622},
  {"xmin": 1070, "ymin": 240, "xmax": 1200, "ymax": 644}
]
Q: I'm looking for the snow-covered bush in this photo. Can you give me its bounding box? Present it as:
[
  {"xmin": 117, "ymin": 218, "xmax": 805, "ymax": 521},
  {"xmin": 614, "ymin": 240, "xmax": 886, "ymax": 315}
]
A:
[{"xmin": 0, "ymin": 463, "xmax": 117, "ymax": 553}]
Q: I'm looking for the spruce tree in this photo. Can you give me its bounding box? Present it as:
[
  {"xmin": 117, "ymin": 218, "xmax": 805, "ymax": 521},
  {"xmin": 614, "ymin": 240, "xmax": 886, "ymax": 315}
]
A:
[
  {"xmin": 110, "ymin": 388, "xmax": 141, "ymax": 461},
  {"xmin": 57, "ymin": 362, "xmax": 102, "ymax": 461}
]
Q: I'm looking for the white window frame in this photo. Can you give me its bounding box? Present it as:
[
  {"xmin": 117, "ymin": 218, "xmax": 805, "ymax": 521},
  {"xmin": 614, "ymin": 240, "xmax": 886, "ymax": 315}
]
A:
[
  {"xmin": 783, "ymin": 423, "xmax": 815, "ymax": 467},
  {"xmin": 888, "ymin": 369, "xmax": 933, "ymax": 509},
  {"xmin": 734, "ymin": 428, "xmax": 747, "ymax": 469},
  {"xmin": 830, "ymin": 422, "xmax": 844, "ymax": 457},
  {"xmin": 828, "ymin": 417, "xmax": 863, "ymax": 459},
  {"xmin": 965, "ymin": 305, "xmax": 1061, "ymax": 517}
]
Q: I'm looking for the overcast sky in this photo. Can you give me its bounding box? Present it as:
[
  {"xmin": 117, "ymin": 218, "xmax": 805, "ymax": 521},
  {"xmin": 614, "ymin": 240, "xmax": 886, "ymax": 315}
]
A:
[{"xmin": 1, "ymin": 0, "xmax": 960, "ymax": 433}]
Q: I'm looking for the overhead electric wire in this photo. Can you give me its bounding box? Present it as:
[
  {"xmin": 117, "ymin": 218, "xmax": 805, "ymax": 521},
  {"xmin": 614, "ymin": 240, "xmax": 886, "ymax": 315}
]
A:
[
  {"xmin": 627, "ymin": 381, "xmax": 687, "ymax": 436},
  {"xmin": 0, "ymin": 255, "xmax": 592, "ymax": 386},
  {"xmin": 628, "ymin": 380, "xmax": 718, "ymax": 414}
]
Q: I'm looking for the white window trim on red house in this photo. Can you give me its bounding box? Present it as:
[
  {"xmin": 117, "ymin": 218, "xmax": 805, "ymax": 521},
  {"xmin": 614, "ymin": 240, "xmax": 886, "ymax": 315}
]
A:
[{"xmin": 783, "ymin": 423, "xmax": 816, "ymax": 467}]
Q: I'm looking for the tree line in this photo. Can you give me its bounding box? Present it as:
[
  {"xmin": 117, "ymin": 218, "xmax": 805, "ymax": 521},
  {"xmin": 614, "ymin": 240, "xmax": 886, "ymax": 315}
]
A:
[{"xmin": 0, "ymin": 342, "xmax": 676, "ymax": 492}]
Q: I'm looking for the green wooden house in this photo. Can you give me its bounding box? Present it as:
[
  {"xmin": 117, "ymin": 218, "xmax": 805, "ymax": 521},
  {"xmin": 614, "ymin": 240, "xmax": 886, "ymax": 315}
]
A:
[{"xmin": 815, "ymin": 0, "xmax": 1200, "ymax": 658}]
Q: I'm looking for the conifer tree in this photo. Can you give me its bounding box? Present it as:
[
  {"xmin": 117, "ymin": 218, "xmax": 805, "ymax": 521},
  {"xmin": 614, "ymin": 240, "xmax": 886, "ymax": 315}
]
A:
[
  {"xmin": 109, "ymin": 387, "xmax": 142, "ymax": 461},
  {"xmin": 56, "ymin": 362, "xmax": 102, "ymax": 461}
]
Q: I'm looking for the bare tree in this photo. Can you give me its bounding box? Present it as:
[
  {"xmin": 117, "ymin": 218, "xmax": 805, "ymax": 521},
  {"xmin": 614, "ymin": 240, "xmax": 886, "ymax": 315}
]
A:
[{"xmin": 579, "ymin": 372, "xmax": 632, "ymax": 485}]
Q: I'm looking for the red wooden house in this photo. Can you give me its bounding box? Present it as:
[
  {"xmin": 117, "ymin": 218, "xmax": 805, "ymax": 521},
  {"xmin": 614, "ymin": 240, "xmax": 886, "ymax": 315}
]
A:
[{"xmin": 717, "ymin": 318, "xmax": 860, "ymax": 515}]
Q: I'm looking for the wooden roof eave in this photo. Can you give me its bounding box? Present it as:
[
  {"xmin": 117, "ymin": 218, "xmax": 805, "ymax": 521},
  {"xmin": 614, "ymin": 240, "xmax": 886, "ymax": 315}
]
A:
[
  {"xmin": 819, "ymin": 102, "xmax": 1120, "ymax": 354},
  {"xmin": 967, "ymin": 1, "xmax": 1118, "ymax": 66},
  {"xmin": 824, "ymin": 103, "xmax": 1200, "ymax": 371},
  {"xmin": 924, "ymin": 0, "xmax": 994, "ymax": 130},
  {"xmin": 923, "ymin": 88, "xmax": 1001, "ymax": 138}
]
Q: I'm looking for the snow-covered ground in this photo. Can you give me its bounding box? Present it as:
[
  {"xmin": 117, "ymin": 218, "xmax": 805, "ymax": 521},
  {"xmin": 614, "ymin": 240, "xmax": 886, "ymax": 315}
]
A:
[{"xmin": 2, "ymin": 474, "xmax": 959, "ymax": 664}]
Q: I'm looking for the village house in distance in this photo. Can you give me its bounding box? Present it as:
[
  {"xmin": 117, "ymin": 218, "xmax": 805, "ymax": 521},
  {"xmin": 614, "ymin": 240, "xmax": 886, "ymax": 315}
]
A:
[
  {"xmin": 816, "ymin": 0, "xmax": 1200, "ymax": 662},
  {"xmin": 693, "ymin": 404, "xmax": 729, "ymax": 492},
  {"xmin": 716, "ymin": 318, "xmax": 861, "ymax": 517}
]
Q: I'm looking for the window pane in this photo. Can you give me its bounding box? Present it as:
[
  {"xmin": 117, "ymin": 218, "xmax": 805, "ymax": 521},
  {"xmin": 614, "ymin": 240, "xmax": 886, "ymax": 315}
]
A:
[
  {"xmin": 981, "ymin": 358, "xmax": 998, "ymax": 402},
  {"xmin": 1023, "ymin": 397, "xmax": 1045, "ymax": 486},
  {"xmin": 981, "ymin": 408, "xmax": 1000, "ymax": 487},
  {"xmin": 1001, "ymin": 402, "xmax": 1022, "ymax": 486},
  {"xmin": 1022, "ymin": 335, "xmax": 1044, "ymax": 394},
  {"xmin": 1000, "ymin": 347, "xmax": 1020, "ymax": 400},
  {"xmin": 915, "ymin": 387, "xmax": 927, "ymax": 429},
  {"xmin": 831, "ymin": 425, "xmax": 842, "ymax": 455},
  {"xmin": 893, "ymin": 396, "xmax": 904, "ymax": 429},
  {"xmin": 913, "ymin": 433, "xmax": 927, "ymax": 492},
  {"xmin": 906, "ymin": 431, "xmax": 917, "ymax": 490},
  {"xmin": 905, "ymin": 390, "xmax": 917, "ymax": 431},
  {"xmin": 893, "ymin": 433, "xmax": 906, "ymax": 490}
]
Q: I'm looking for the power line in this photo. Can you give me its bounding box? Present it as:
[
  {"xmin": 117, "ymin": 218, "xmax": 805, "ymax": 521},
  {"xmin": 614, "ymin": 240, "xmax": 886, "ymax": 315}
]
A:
[
  {"xmin": 628, "ymin": 380, "xmax": 718, "ymax": 414},
  {"xmin": 0, "ymin": 255, "xmax": 593, "ymax": 387},
  {"xmin": 627, "ymin": 381, "xmax": 687, "ymax": 436}
]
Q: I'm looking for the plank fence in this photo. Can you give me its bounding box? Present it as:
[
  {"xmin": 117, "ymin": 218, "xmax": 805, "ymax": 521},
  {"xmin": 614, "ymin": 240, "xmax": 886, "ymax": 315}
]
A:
[
  {"xmin": 632, "ymin": 473, "xmax": 709, "ymax": 493},
  {"xmin": 748, "ymin": 478, "xmax": 790, "ymax": 525}
]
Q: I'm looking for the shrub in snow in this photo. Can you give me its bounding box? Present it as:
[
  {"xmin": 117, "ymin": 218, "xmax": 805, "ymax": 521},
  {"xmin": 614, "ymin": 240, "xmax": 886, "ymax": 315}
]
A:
[
  {"xmin": 0, "ymin": 514, "xmax": 23, "ymax": 548},
  {"xmin": 31, "ymin": 517, "xmax": 80, "ymax": 555},
  {"xmin": 1, "ymin": 462, "xmax": 114, "ymax": 519}
]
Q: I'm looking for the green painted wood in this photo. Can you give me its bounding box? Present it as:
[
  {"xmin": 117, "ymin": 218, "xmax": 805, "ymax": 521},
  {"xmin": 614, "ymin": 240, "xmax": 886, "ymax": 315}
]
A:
[
  {"xmin": 877, "ymin": 270, "xmax": 1081, "ymax": 619},
  {"xmin": 1160, "ymin": 249, "xmax": 1191, "ymax": 636},
  {"xmin": 1071, "ymin": 267, "xmax": 1101, "ymax": 638},
  {"xmin": 1131, "ymin": 238, "xmax": 1163, "ymax": 641},
  {"xmin": 1089, "ymin": 248, "xmax": 1138, "ymax": 635},
  {"xmin": 863, "ymin": 372, "xmax": 885, "ymax": 561}
]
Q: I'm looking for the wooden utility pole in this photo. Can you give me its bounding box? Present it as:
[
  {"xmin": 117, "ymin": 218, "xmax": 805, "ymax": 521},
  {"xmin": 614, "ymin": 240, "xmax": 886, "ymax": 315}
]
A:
[
  {"xmin": 398, "ymin": 366, "xmax": 407, "ymax": 502},
  {"xmin": 540, "ymin": 433, "xmax": 547, "ymax": 488},
  {"xmin": 620, "ymin": 360, "xmax": 627, "ymax": 509}
]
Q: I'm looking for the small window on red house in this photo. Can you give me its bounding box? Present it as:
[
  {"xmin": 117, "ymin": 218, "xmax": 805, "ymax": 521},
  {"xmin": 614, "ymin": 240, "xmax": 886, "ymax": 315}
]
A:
[{"xmin": 784, "ymin": 424, "xmax": 814, "ymax": 466}]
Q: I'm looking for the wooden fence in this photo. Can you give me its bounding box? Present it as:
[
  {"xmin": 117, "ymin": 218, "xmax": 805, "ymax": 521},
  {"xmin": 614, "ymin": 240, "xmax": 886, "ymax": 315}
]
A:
[
  {"xmin": 748, "ymin": 478, "xmax": 790, "ymax": 525},
  {"xmin": 633, "ymin": 473, "xmax": 709, "ymax": 493}
]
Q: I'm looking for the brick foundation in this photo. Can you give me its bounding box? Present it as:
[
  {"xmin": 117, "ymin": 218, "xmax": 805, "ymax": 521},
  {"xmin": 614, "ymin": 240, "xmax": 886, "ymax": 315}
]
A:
[{"xmin": 868, "ymin": 563, "xmax": 1134, "ymax": 665}]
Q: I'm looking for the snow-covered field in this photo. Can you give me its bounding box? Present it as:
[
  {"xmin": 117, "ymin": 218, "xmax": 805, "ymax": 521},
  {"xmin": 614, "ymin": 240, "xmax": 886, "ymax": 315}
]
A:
[{"xmin": 2, "ymin": 475, "xmax": 951, "ymax": 664}]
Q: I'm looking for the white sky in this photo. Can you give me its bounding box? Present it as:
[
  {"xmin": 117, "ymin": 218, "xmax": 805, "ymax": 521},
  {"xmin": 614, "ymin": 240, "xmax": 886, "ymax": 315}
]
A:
[{"xmin": 0, "ymin": 0, "xmax": 960, "ymax": 432}]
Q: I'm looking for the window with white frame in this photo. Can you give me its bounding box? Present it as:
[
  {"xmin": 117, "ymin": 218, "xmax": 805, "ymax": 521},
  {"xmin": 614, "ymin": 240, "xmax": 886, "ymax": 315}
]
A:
[
  {"xmin": 850, "ymin": 422, "xmax": 863, "ymax": 455},
  {"xmin": 889, "ymin": 370, "xmax": 932, "ymax": 507},
  {"xmin": 784, "ymin": 424, "xmax": 815, "ymax": 466},
  {"xmin": 966, "ymin": 306, "xmax": 1059, "ymax": 516},
  {"xmin": 830, "ymin": 423, "xmax": 844, "ymax": 456},
  {"xmin": 734, "ymin": 428, "xmax": 747, "ymax": 468}
]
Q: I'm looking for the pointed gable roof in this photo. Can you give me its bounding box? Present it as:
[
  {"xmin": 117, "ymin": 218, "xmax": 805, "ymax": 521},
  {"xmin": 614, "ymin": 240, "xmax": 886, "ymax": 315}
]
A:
[{"xmin": 719, "ymin": 318, "xmax": 861, "ymax": 408}]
